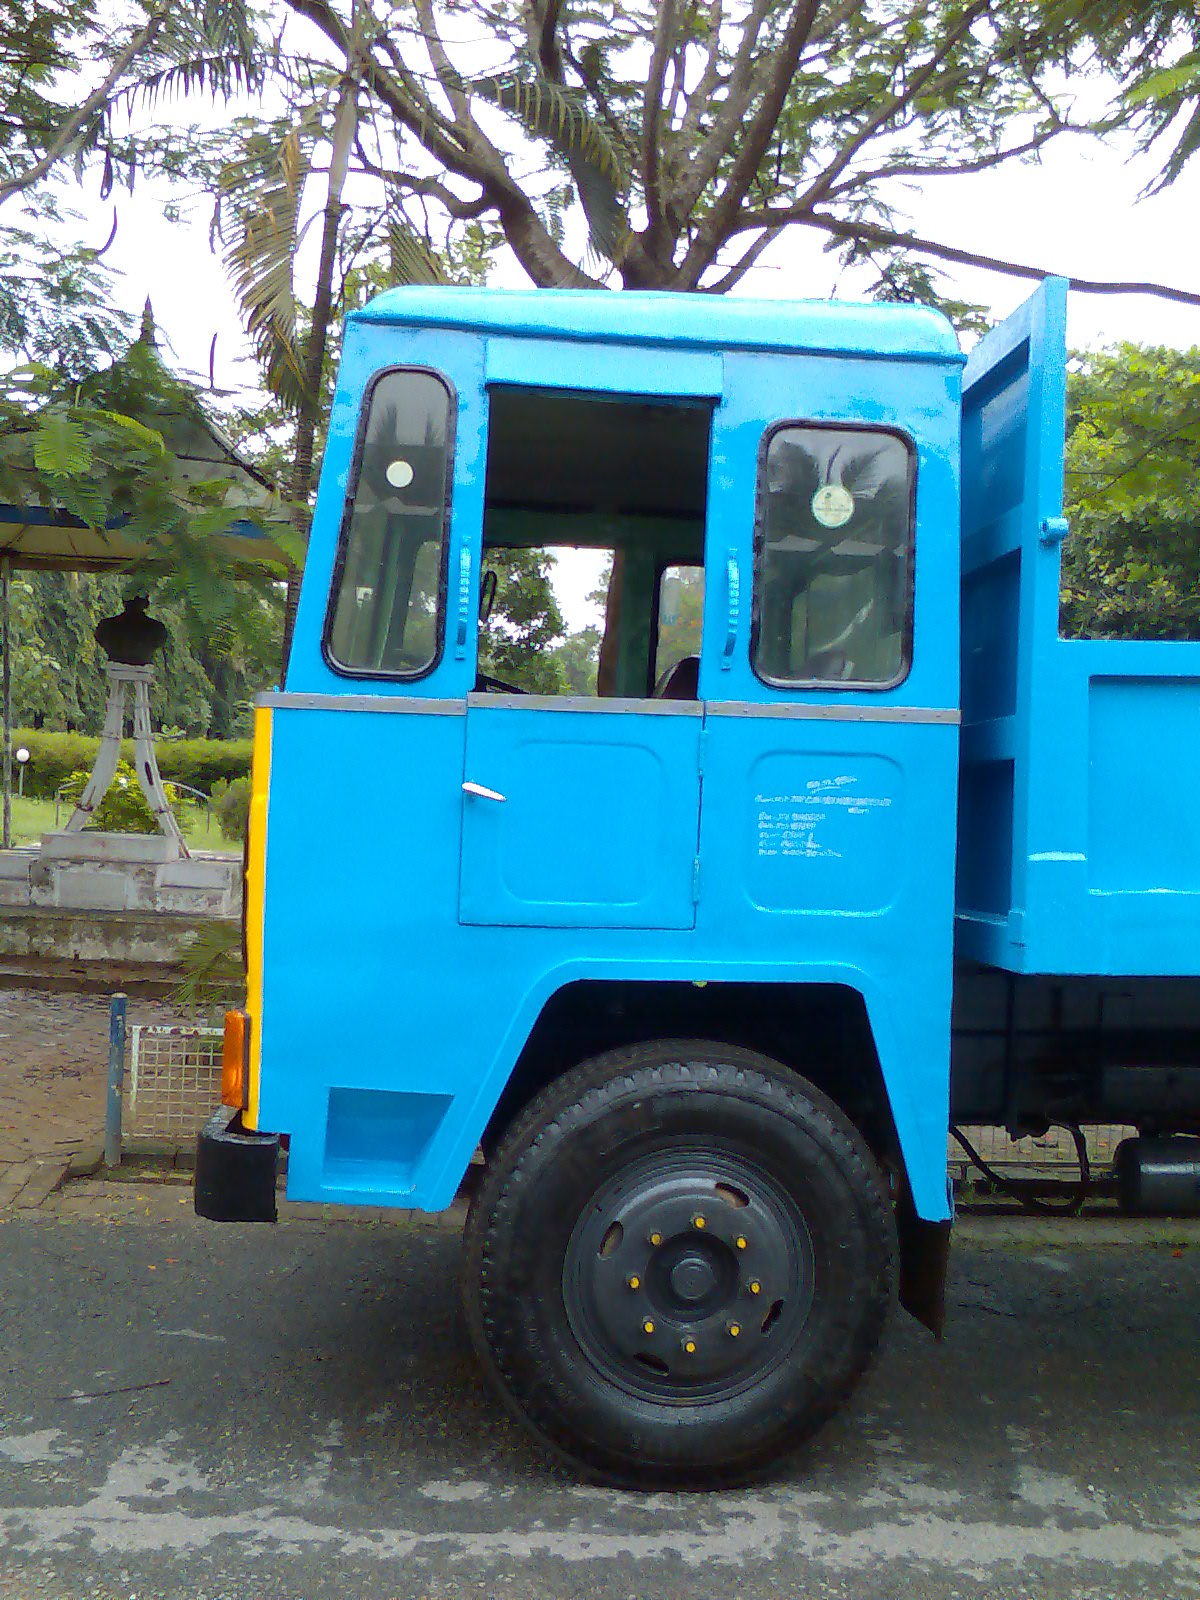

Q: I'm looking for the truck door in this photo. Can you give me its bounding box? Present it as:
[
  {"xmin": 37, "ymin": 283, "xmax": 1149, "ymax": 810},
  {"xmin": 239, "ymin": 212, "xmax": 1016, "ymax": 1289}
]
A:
[
  {"xmin": 458, "ymin": 355, "xmax": 718, "ymax": 930},
  {"xmin": 692, "ymin": 347, "xmax": 962, "ymax": 1225}
]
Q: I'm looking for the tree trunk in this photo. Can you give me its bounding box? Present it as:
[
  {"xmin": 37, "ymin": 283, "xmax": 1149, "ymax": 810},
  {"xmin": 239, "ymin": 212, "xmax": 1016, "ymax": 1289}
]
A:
[{"xmin": 279, "ymin": 64, "xmax": 360, "ymax": 683}]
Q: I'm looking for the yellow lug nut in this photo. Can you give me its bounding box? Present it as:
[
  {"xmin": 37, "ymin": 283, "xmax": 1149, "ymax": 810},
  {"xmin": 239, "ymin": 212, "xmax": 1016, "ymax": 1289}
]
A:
[
  {"xmin": 627, "ymin": 1275, "xmax": 641, "ymax": 1291},
  {"xmin": 683, "ymin": 1338, "xmax": 697, "ymax": 1355},
  {"xmin": 642, "ymin": 1319, "xmax": 655, "ymax": 1335},
  {"xmin": 692, "ymin": 1215, "xmax": 707, "ymax": 1230},
  {"xmin": 735, "ymin": 1235, "xmax": 748, "ymax": 1250},
  {"xmin": 728, "ymin": 1322, "xmax": 741, "ymax": 1338},
  {"xmin": 649, "ymin": 1232, "xmax": 662, "ymax": 1247},
  {"xmin": 749, "ymin": 1280, "xmax": 762, "ymax": 1296}
]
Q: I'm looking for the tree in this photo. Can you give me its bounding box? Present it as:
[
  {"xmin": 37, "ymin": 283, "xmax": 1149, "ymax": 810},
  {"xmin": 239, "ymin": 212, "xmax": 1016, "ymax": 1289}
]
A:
[
  {"xmin": 201, "ymin": 1, "xmax": 500, "ymax": 670},
  {"xmin": 277, "ymin": 0, "xmax": 1200, "ymax": 309},
  {"xmin": 551, "ymin": 624, "xmax": 602, "ymax": 694},
  {"xmin": 1061, "ymin": 343, "xmax": 1200, "ymax": 639},
  {"xmin": 1090, "ymin": 2, "xmax": 1200, "ymax": 194},
  {"xmin": 479, "ymin": 548, "xmax": 567, "ymax": 693},
  {"xmin": 0, "ymin": 1, "xmax": 264, "ymax": 377}
]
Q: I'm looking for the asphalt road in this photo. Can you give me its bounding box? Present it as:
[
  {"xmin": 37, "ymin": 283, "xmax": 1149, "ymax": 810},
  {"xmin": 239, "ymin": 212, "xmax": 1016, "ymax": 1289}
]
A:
[{"xmin": 1, "ymin": 1197, "xmax": 1198, "ymax": 1600}]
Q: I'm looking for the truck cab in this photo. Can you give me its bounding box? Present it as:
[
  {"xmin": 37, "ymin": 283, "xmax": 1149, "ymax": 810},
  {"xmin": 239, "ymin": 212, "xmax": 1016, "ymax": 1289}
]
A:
[{"xmin": 199, "ymin": 279, "xmax": 1200, "ymax": 1486}]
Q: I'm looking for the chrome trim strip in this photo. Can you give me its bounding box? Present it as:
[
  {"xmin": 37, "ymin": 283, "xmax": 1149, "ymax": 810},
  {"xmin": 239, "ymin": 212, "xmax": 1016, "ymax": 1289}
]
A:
[
  {"xmin": 258, "ymin": 692, "xmax": 466, "ymax": 715},
  {"xmin": 704, "ymin": 701, "xmax": 960, "ymax": 725},
  {"xmin": 259, "ymin": 691, "xmax": 957, "ymax": 724},
  {"xmin": 466, "ymin": 694, "xmax": 703, "ymax": 716}
]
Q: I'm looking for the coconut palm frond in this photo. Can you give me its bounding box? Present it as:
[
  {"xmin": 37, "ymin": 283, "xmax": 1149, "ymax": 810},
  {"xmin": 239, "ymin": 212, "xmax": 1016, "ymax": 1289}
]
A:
[
  {"xmin": 476, "ymin": 71, "xmax": 629, "ymax": 264},
  {"xmin": 173, "ymin": 920, "xmax": 244, "ymax": 1009},
  {"xmin": 388, "ymin": 218, "xmax": 448, "ymax": 286},
  {"xmin": 221, "ymin": 121, "xmax": 316, "ymax": 410}
]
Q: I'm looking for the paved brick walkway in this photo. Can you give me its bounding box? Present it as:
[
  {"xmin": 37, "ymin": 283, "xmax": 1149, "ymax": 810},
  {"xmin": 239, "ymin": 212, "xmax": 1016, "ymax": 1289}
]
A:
[{"xmin": 0, "ymin": 988, "xmax": 189, "ymax": 1209}]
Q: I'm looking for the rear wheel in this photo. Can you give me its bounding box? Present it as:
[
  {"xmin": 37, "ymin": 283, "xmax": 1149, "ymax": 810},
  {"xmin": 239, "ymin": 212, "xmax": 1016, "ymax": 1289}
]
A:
[{"xmin": 462, "ymin": 1039, "xmax": 895, "ymax": 1487}]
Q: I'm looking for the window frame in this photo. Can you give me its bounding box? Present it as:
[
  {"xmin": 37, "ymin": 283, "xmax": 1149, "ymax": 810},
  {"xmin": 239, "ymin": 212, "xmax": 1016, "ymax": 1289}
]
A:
[
  {"xmin": 322, "ymin": 364, "xmax": 458, "ymax": 683},
  {"xmin": 750, "ymin": 418, "xmax": 917, "ymax": 693}
]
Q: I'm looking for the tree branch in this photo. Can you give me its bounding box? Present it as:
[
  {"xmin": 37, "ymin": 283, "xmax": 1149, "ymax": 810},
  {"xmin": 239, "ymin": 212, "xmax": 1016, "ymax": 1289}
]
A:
[
  {"xmin": 673, "ymin": 0, "xmax": 723, "ymax": 164},
  {"xmin": 0, "ymin": 9, "xmax": 166, "ymax": 207},
  {"xmin": 743, "ymin": 210, "xmax": 1200, "ymax": 309},
  {"xmin": 701, "ymin": 225, "xmax": 781, "ymax": 292},
  {"xmin": 412, "ymin": 0, "xmax": 472, "ymax": 126},
  {"xmin": 353, "ymin": 147, "xmax": 491, "ymax": 218},
  {"xmin": 537, "ymin": 0, "xmax": 565, "ymax": 77},
  {"xmin": 672, "ymin": 0, "xmax": 773, "ymax": 220},
  {"xmin": 288, "ymin": 0, "xmax": 599, "ymax": 288},
  {"xmin": 641, "ymin": 0, "xmax": 676, "ymax": 252},
  {"xmin": 676, "ymin": 0, "xmax": 821, "ymax": 287},
  {"xmin": 795, "ymin": 0, "xmax": 992, "ymax": 217},
  {"xmin": 824, "ymin": 125, "xmax": 1069, "ymax": 197}
]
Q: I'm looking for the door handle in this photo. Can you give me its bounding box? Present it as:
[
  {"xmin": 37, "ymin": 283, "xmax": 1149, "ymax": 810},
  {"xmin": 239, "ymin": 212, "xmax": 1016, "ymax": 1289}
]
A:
[
  {"xmin": 455, "ymin": 546, "xmax": 471, "ymax": 658},
  {"xmin": 722, "ymin": 548, "xmax": 740, "ymax": 670},
  {"xmin": 462, "ymin": 780, "xmax": 507, "ymax": 803}
]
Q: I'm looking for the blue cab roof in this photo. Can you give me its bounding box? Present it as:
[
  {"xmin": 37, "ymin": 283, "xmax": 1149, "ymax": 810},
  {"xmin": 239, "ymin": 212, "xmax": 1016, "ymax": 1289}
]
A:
[{"xmin": 353, "ymin": 287, "xmax": 964, "ymax": 365}]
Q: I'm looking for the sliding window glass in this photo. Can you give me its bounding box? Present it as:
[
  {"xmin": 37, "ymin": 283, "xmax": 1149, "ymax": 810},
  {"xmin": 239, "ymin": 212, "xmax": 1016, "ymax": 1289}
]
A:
[
  {"xmin": 326, "ymin": 369, "xmax": 454, "ymax": 678},
  {"xmin": 753, "ymin": 425, "xmax": 914, "ymax": 688}
]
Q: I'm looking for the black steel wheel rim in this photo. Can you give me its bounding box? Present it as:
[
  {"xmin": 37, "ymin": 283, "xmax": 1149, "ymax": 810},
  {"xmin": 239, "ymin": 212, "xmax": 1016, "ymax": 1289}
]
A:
[{"xmin": 561, "ymin": 1148, "xmax": 815, "ymax": 1403}]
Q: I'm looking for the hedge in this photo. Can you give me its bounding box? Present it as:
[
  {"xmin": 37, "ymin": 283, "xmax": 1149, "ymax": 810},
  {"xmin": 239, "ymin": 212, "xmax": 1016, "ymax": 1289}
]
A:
[{"xmin": 9, "ymin": 729, "xmax": 253, "ymax": 801}]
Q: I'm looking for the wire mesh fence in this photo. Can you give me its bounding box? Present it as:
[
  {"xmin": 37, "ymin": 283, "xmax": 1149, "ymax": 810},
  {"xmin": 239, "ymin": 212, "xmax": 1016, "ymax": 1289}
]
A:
[{"xmin": 128, "ymin": 1024, "xmax": 224, "ymax": 1142}]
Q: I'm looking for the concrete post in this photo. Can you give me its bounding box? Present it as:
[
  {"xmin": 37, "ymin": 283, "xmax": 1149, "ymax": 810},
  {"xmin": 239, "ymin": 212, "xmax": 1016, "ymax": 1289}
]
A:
[{"xmin": 104, "ymin": 992, "xmax": 128, "ymax": 1168}]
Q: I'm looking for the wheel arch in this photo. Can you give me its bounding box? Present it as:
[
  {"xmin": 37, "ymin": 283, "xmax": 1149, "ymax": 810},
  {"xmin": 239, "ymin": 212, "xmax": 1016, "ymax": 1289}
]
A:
[{"xmin": 481, "ymin": 976, "xmax": 896, "ymax": 1159}]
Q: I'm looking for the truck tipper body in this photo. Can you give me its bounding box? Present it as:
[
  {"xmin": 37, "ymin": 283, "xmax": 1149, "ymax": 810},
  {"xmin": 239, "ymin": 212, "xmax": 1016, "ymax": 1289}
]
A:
[{"xmin": 197, "ymin": 277, "xmax": 1200, "ymax": 1486}]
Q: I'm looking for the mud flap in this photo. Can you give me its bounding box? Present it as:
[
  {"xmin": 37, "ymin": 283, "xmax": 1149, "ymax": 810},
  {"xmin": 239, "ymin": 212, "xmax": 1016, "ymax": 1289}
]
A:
[{"xmin": 896, "ymin": 1172, "xmax": 951, "ymax": 1337}]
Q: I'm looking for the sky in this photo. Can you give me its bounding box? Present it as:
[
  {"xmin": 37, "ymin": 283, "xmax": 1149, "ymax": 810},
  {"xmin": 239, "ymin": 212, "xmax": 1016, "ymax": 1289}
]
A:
[
  {"xmin": 79, "ymin": 108, "xmax": 1200, "ymax": 391},
  {"xmin": 45, "ymin": 66, "xmax": 1200, "ymax": 630}
]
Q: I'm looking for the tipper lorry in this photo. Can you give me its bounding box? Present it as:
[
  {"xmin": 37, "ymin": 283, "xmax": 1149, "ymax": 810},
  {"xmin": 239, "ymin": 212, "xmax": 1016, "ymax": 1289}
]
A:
[{"xmin": 196, "ymin": 276, "xmax": 1200, "ymax": 1486}]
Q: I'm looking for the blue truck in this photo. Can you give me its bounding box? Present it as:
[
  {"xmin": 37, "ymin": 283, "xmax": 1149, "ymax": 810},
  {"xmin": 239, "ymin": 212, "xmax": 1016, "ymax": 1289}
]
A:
[{"xmin": 196, "ymin": 276, "xmax": 1200, "ymax": 1486}]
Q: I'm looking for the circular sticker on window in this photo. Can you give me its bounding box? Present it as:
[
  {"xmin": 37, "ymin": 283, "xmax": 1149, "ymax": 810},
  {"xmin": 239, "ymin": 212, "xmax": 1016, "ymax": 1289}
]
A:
[
  {"xmin": 811, "ymin": 483, "xmax": 854, "ymax": 528},
  {"xmin": 385, "ymin": 458, "xmax": 415, "ymax": 489}
]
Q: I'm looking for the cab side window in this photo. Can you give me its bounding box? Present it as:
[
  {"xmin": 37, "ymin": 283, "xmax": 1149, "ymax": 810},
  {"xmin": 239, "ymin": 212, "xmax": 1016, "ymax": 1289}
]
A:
[
  {"xmin": 326, "ymin": 369, "xmax": 454, "ymax": 678},
  {"xmin": 753, "ymin": 424, "xmax": 914, "ymax": 688}
]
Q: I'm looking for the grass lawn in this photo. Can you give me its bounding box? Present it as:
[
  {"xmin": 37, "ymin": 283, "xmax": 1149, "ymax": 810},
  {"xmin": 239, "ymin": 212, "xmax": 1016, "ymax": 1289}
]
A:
[{"xmin": 5, "ymin": 793, "xmax": 239, "ymax": 854}]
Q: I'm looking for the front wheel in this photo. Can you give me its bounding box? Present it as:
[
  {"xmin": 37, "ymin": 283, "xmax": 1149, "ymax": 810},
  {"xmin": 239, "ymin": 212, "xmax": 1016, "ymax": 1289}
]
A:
[{"xmin": 462, "ymin": 1040, "xmax": 896, "ymax": 1487}]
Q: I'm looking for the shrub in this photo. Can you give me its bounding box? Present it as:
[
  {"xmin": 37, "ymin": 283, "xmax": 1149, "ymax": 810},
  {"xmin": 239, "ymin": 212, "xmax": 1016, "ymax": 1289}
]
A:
[
  {"xmin": 59, "ymin": 759, "xmax": 192, "ymax": 834},
  {"xmin": 211, "ymin": 776, "xmax": 251, "ymax": 842},
  {"xmin": 11, "ymin": 729, "xmax": 252, "ymax": 801},
  {"xmin": 155, "ymin": 738, "xmax": 254, "ymax": 793}
]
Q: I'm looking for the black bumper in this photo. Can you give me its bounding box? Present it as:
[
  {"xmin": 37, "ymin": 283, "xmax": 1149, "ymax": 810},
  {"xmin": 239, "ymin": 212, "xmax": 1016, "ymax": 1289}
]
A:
[{"xmin": 194, "ymin": 1108, "xmax": 280, "ymax": 1223}]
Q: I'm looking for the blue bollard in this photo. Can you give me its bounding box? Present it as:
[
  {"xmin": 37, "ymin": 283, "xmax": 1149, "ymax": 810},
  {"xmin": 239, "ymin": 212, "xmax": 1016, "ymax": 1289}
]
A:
[{"xmin": 104, "ymin": 993, "xmax": 127, "ymax": 1168}]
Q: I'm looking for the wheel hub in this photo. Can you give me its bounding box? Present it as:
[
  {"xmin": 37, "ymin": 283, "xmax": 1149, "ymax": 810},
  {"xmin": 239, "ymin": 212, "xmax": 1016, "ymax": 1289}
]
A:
[
  {"xmin": 669, "ymin": 1252, "xmax": 716, "ymax": 1303},
  {"xmin": 563, "ymin": 1155, "xmax": 813, "ymax": 1398}
]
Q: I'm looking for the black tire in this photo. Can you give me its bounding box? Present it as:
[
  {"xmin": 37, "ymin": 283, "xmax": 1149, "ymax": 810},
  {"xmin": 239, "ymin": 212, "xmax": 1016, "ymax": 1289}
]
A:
[{"xmin": 462, "ymin": 1039, "xmax": 896, "ymax": 1488}]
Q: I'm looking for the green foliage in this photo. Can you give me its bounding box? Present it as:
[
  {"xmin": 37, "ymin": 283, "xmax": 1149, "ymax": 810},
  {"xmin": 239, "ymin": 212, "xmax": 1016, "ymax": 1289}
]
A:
[
  {"xmin": 58, "ymin": 758, "xmax": 190, "ymax": 834},
  {"xmin": 0, "ymin": 0, "xmax": 265, "ymax": 381},
  {"xmin": 5, "ymin": 571, "xmax": 281, "ymax": 738},
  {"xmin": 478, "ymin": 549, "xmax": 568, "ymax": 693},
  {"xmin": 1089, "ymin": 4, "xmax": 1200, "ymax": 191},
  {"xmin": 10, "ymin": 729, "xmax": 252, "ymax": 801},
  {"xmin": 173, "ymin": 920, "xmax": 244, "ymax": 1008},
  {"xmin": 210, "ymin": 775, "xmax": 251, "ymax": 842},
  {"xmin": 0, "ymin": 345, "xmax": 290, "ymax": 654},
  {"xmin": 214, "ymin": 0, "xmax": 1200, "ymax": 303},
  {"xmin": 156, "ymin": 737, "xmax": 254, "ymax": 793},
  {"xmin": 655, "ymin": 565, "xmax": 704, "ymax": 680},
  {"xmin": 550, "ymin": 625, "xmax": 602, "ymax": 695},
  {"xmin": 1061, "ymin": 343, "xmax": 1200, "ymax": 639}
]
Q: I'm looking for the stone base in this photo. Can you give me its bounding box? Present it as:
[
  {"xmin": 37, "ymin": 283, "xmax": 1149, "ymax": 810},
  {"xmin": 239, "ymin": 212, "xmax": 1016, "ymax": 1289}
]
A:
[
  {"xmin": 40, "ymin": 831, "xmax": 184, "ymax": 864},
  {"xmin": 0, "ymin": 907, "xmax": 236, "ymax": 972},
  {"xmin": 0, "ymin": 844, "xmax": 242, "ymax": 918}
]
